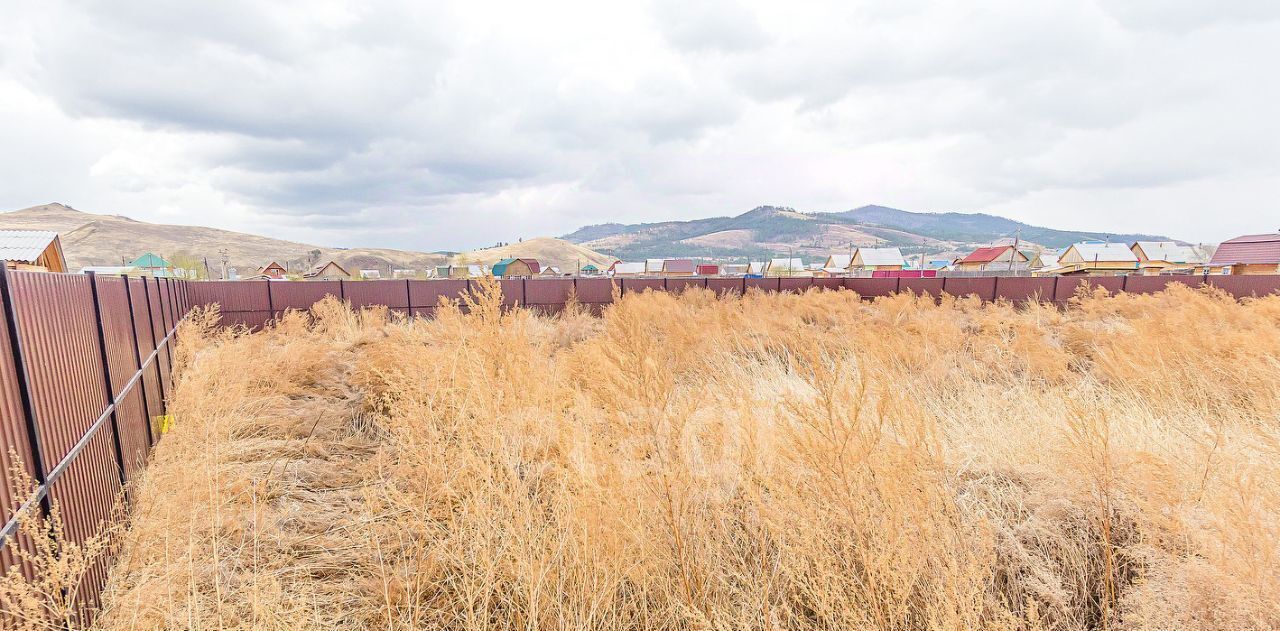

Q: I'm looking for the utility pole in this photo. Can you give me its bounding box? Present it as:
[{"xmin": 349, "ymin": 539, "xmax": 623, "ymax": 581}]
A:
[
  {"xmin": 1008, "ymin": 228, "xmax": 1021, "ymax": 272},
  {"xmin": 219, "ymin": 248, "xmax": 229, "ymax": 280}
]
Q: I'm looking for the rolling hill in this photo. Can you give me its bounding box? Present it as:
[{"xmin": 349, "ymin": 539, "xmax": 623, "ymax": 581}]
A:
[
  {"xmin": 563, "ymin": 205, "xmax": 1173, "ymax": 261},
  {"xmin": 458, "ymin": 238, "xmax": 617, "ymax": 272},
  {"xmin": 0, "ymin": 203, "xmax": 609, "ymax": 277}
]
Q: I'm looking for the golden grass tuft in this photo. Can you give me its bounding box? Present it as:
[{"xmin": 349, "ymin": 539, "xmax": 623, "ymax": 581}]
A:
[{"xmin": 77, "ymin": 282, "xmax": 1280, "ymax": 628}]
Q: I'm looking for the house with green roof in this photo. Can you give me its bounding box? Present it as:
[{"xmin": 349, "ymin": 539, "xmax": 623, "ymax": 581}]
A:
[
  {"xmin": 129, "ymin": 252, "xmax": 175, "ymax": 277},
  {"xmin": 490, "ymin": 258, "xmax": 541, "ymax": 278}
]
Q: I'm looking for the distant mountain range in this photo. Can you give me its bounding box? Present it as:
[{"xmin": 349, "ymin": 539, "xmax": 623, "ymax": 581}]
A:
[
  {"xmin": 0, "ymin": 203, "xmax": 611, "ymax": 276},
  {"xmin": 563, "ymin": 205, "xmax": 1173, "ymax": 261}
]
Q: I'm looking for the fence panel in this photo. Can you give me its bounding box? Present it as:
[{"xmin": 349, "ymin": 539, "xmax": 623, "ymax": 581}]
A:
[
  {"xmin": 8, "ymin": 273, "xmax": 112, "ymax": 469},
  {"xmin": 899, "ymin": 277, "xmax": 944, "ymax": 300},
  {"xmin": 707, "ymin": 278, "xmax": 744, "ymax": 296},
  {"xmin": 780, "ymin": 278, "xmax": 813, "ymax": 293},
  {"xmin": 409, "ymin": 280, "xmax": 468, "ymax": 308},
  {"xmin": 812, "ymin": 278, "xmax": 844, "ymax": 291},
  {"xmin": 1206, "ymin": 275, "xmax": 1280, "ymax": 298},
  {"xmin": 270, "ymin": 280, "xmax": 342, "ymax": 314},
  {"xmin": 995, "ymin": 277, "xmax": 1057, "ymax": 303},
  {"xmin": 0, "ymin": 292, "xmax": 36, "ymax": 577},
  {"xmin": 464, "ymin": 279, "xmax": 524, "ymax": 308},
  {"xmin": 572, "ymin": 278, "xmax": 615, "ymax": 304},
  {"xmin": 844, "ymin": 277, "xmax": 897, "ymax": 298},
  {"xmin": 1054, "ymin": 277, "xmax": 1125, "ymax": 302},
  {"xmin": 525, "ymin": 279, "xmax": 575, "ymax": 305},
  {"xmin": 621, "ymin": 278, "xmax": 664, "ymax": 295},
  {"xmin": 345, "ymin": 280, "xmax": 409, "ymax": 313},
  {"xmin": 942, "ymin": 277, "xmax": 997, "ymax": 301},
  {"xmin": 189, "ymin": 280, "xmax": 270, "ymax": 313},
  {"xmin": 666, "ymin": 278, "xmax": 707, "ymax": 294},
  {"xmin": 745, "ymin": 277, "xmax": 781, "ymax": 293}
]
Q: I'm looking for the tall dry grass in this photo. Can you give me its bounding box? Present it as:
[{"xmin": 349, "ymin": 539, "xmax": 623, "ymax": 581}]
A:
[{"xmin": 78, "ymin": 282, "xmax": 1280, "ymax": 629}]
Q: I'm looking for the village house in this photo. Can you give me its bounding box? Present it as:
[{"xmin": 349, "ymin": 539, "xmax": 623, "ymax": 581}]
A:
[
  {"xmin": 359, "ymin": 269, "xmax": 381, "ymax": 279},
  {"xmin": 696, "ymin": 263, "xmax": 720, "ymax": 276},
  {"xmin": 129, "ymin": 252, "xmax": 176, "ymax": 277},
  {"xmin": 540, "ymin": 266, "xmax": 563, "ymax": 276},
  {"xmin": 1028, "ymin": 250, "xmax": 1061, "ymax": 275},
  {"xmin": 1131, "ymin": 241, "xmax": 1210, "ymax": 275},
  {"xmin": 580, "ymin": 264, "xmax": 601, "ymax": 276},
  {"xmin": 1055, "ymin": 242, "xmax": 1139, "ymax": 276},
  {"xmin": 721, "ymin": 263, "xmax": 748, "ymax": 276},
  {"xmin": 955, "ymin": 245, "xmax": 1029, "ymax": 272},
  {"xmin": 851, "ymin": 247, "xmax": 906, "ymax": 272},
  {"xmin": 661, "ymin": 259, "xmax": 696, "ymax": 277},
  {"xmin": 303, "ymin": 260, "xmax": 350, "ymax": 280},
  {"xmin": 821, "ymin": 254, "xmax": 852, "ymax": 275},
  {"xmin": 0, "ymin": 230, "xmax": 67, "ymax": 273},
  {"xmin": 765, "ymin": 258, "xmax": 806, "ymax": 277},
  {"xmin": 254, "ymin": 261, "xmax": 287, "ymax": 280},
  {"xmin": 745, "ymin": 261, "xmax": 767, "ymax": 276},
  {"xmin": 608, "ymin": 261, "xmax": 645, "ymax": 277},
  {"xmin": 1209, "ymin": 233, "xmax": 1280, "ymax": 275},
  {"xmin": 491, "ymin": 258, "xmax": 541, "ymax": 278},
  {"xmin": 645, "ymin": 259, "xmax": 665, "ymax": 275}
]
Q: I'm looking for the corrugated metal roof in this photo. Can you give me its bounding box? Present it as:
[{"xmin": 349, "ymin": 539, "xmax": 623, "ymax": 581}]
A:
[
  {"xmin": 825, "ymin": 254, "xmax": 852, "ymax": 269},
  {"xmin": 1134, "ymin": 241, "xmax": 1205, "ymax": 263},
  {"xmin": 1210, "ymin": 233, "xmax": 1280, "ymax": 265},
  {"xmin": 747, "ymin": 262, "xmax": 766, "ymax": 274},
  {"xmin": 662, "ymin": 259, "xmax": 696, "ymax": 273},
  {"xmin": 645, "ymin": 258, "xmax": 665, "ymax": 273},
  {"xmin": 855, "ymin": 247, "xmax": 906, "ymax": 266},
  {"xmin": 0, "ymin": 230, "xmax": 59, "ymax": 263},
  {"xmin": 1066, "ymin": 242, "xmax": 1138, "ymax": 263},
  {"xmin": 129, "ymin": 252, "xmax": 172, "ymax": 268},
  {"xmin": 960, "ymin": 245, "xmax": 1014, "ymax": 264}
]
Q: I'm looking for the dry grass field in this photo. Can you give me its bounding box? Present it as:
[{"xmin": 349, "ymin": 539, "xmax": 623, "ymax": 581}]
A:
[{"xmin": 9, "ymin": 281, "xmax": 1280, "ymax": 629}]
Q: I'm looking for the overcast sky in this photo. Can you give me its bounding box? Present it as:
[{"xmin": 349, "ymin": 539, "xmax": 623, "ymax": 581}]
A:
[{"xmin": 2, "ymin": 0, "xmax": 1277, "ymax": 250}]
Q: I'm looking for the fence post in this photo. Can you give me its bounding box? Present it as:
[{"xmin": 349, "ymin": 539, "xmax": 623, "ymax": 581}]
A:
[
  {"xmin": 266, "ymin": 280, "xmax": 275, "ymax": 319},
  {"xmin": 0, "ymin": 265, "xmax": 53, "ymax": 522},
  {"xmin": 86, "ymin": 272, "xmax": 129, "ymax": 487},
  {"xmin": 122, "ymin": 276, "xmax": 155, "ymax": 448},
  {"xmin": 405, "ymin": 279, "xmax": 412, "ymax": 316}
]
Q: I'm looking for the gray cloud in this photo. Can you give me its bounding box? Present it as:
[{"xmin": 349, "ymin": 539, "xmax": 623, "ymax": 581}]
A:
[{"xmin": 0, "ymin": 0, "xmax": 1277, "ymax": 249}]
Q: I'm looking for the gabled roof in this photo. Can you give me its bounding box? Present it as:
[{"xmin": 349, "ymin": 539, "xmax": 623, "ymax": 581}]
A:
[
  {"xmin": 130, "ymin": 252, "xmax": 173, "ymax": 268},
  {"xmin": 0, "ymin": 230, "xmax": 60, "ymax": 263},
  {"xmin": 1209, "ymin": 233, "xmax": 1280, "ymax": 265},
  {"xmin": 662, "ymin": 259, "xmax": 696, "ymax": 273},
  {"xmin": 960, "ymin": 245, "xmax": 1018, "ymax": 264},
  {"xmin": 1133, "ymin": 241, "xmax": 1205, "ymax": 264},
  {"xmin": 261, "ymin": 261, "xmax": 286, "ymax": 270},
  {"xmin": 303, "ymin": 260, "xmax": 349, "ymax": 277},
  {"xmin": 824, "ymin": 254, "xmax": 852, "ymax": 269},
  {"xmin": 611, "ymin": 261, "xmax": 646, "ymax": 274},
  {"xmin": 645, "ymin": 258, "xmax": 665, "ymax": 273},
  {"xmin": 768, "ymin": 258, "xmax": 803, "ymax": 269},
  {"xmin": 1065, "ymin": 242, "xmax": 1139, "ymax": 263},
  {"xmin": 746, "ymin": 262, "xmax": 766, "ymax": 274},
  {"xmin": 854, "ymin": 247, "xmax": 906, "ymax": 266}
]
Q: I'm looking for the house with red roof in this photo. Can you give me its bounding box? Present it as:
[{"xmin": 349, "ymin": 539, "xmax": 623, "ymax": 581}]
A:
[
  {"xmin": 955, "ymin": 245, "xmax": 1029, "ymax": 272},
  {"xmin": 1209, "ymin": 233, "xmax": 1280, "ymax": 275}
]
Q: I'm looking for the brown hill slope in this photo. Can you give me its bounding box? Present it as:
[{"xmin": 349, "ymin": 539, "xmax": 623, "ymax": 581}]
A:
[
  {"xmin": 0, "ymin": 203, "xmax": 611, "ymax": 278},
  {"xmin": 456, "ymin": 237, "xmax": 616, "ymax": 272},
  {"xmin": 0, "ymin": 203, "xmax": 452, "ymax": 275}
]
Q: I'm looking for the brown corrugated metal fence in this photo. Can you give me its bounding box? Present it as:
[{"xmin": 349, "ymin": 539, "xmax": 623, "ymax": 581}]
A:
[{"xmin": 0, "ymin": 270, "xmax": 188, "ymax": 625}]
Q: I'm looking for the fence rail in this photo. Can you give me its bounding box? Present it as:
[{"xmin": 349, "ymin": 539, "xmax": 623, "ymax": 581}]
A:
[
  {"xmin": 188, "ymin": 275, "xmax": 1280, "ymax": 327},
  {"xmin": 0, "ymin": 268, "xmax": 190, "ymax": 620}
]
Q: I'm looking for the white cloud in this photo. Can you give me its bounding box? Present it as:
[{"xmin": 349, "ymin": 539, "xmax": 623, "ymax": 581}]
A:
[{"xmin": 1, "ymin": 0, "xmax": 1277, "ymax": 249}]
